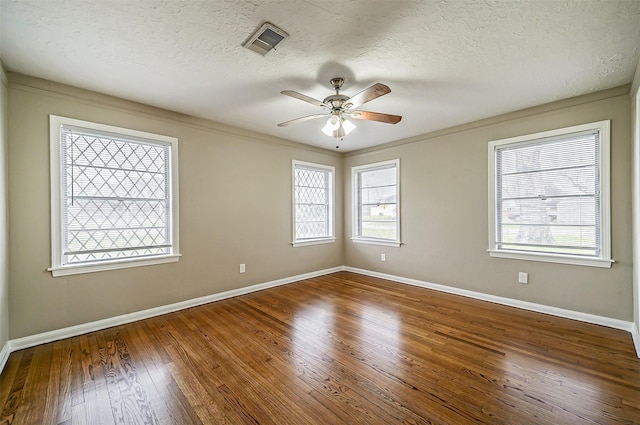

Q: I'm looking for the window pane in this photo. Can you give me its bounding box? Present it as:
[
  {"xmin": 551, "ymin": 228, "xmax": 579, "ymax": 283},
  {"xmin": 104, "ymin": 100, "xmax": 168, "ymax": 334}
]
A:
[
  {"xmin": 353, "ymin": 160, "xmax": 399, "ymax": 244},
  {"xmin": 296, "ymin": 204, "xmax": 329, "ymax": 239},
  {"xmin": 361, "ymin": 220, "xmax": 397, "ymax": 240},
  {"xmin": 61, "ymin": 126, "xmax": 172, "ymax": 265},
  {"xmin": 296, "ymin": 204, "xmax": 327, "ymax": 221},
  {"xmin": 293, "ymin": 163, "xmax": 333, "ymax": 241},
  {"xmin": 360, "ymin": 204, "xmax": 397, "ymax": 221},
  {"xmin": 361, "ymin": 185, "xmax": 397, "ymax": 205},
  {"xmin": 495, "ymin": 129, "xmax": 601, "ymax": 258},
  {"xmin": 501, "ymin": 197, "xmax": 596, "ymax": 226},
  {"xmin": 499, "ymin": 135, "xmax": 596, "ymax": 174},
  {"xmin": 501, "ymin": 167, "xmax": 596, "ymax": 200},
  {"xmin": 295, "ymin": 168, "xmax": 326, "ymax": 187},
  {"xmin": 295, "ymin": 187, "xmax": 326, "ymax": 204},
  {"xmin": 500, "ymin": 225, "xmax": 596, "ymax": 256},
  {"xmin": 361, "ymin": 167, "xmax": 396, "ymax": 188},
  {"xmin": 295, "ymin": 221, "xmax": 328, "ymax": 239}
]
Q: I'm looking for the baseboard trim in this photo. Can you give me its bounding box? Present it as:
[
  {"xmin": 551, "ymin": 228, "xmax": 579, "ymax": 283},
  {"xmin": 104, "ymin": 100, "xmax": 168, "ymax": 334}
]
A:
[
  {"xmin": 0, "ymin": 341, "xmax": 9, "ymax": 374},
  {"xmin": 8, "ymin": 266, "xmax": 344, "ymax": 354},
  {"xmin": 3, "ymin": 265, "xmax": 636, "ymax": 376},
  {"xmin": 632, "ymin": 324, "xmax": 640, "ymax": 358},
  {"xmin": 345, "ymin": 267, "xmax": 634, "ymax": 332}
]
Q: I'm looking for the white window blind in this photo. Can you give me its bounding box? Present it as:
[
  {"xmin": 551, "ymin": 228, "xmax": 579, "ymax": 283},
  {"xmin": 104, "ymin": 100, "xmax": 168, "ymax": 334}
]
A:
[
  {"xmin": 489, "ymin": 120, "xmax": 612, "ymax": 267},
  {"xmin": 293, "ymin": 161, "xmax": 334, "ymax": 245},
  {"xmin": 352, "ymin": 159, "xmax": 400, "ymax": 246},
  {"xmin": 50, "ymin": 116, "xmax": 179, "ymax": 275}
]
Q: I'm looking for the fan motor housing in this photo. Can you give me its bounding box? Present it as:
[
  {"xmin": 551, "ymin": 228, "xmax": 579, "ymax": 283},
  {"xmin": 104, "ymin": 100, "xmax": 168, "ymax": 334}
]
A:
[{"xmin": 323, "ymin": 94, "xmax": 350, "ymax": 110}]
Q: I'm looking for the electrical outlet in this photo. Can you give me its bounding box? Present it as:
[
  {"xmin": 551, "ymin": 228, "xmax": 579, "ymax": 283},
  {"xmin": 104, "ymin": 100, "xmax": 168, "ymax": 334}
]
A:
[
  {"xmin": 518, "ymin": 272, "xmax": 528, "ymax": 284},
  {"xmin": 381, "ymin": 253, "xmax": 386, "ymax": 262},
  {"xmin": 240, "ymin": 263, "xmax": 246, "ymax": 273}
]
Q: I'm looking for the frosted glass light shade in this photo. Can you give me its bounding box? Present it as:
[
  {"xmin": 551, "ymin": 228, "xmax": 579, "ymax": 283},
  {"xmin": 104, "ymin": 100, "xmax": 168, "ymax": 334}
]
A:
[
  {"xmin": 321, "ymin": 115, "xmax": 356, "ymax": 138},
  {"xmin": 342, "ymin": 119, "xmax": 355, "ymax": 135},
  {"xmin": 321, "ymin": 116, "xmax": 340, "ymax": 136}
]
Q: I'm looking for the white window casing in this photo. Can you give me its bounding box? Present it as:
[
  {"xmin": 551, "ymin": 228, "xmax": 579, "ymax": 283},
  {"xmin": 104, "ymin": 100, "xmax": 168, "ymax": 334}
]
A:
[
  {"xmin": 292, "ymin": 160, "xmax": 335, "ymax": 247},
  {"xmin": 49, "ymin": 115, "xmax": 180, "ymax": 276},
  {"xmin": 352, "ymin": 159, "xmax": 401, "ymax": 247},
  {"xmin": 488, "ymin": 120, "xmax": 612, "ymax": 268}
]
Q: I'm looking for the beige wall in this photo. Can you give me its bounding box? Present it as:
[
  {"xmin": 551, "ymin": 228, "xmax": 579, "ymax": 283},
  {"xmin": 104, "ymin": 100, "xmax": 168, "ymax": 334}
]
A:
[
  {"xmin": 632, "ymin": 57, "xmax": 640, "ymax": 343},
  {"xmin": 6, "ymin": 72, "xmax": 636, "ymax": 341},
  {"xmin": 344, "ymin": 87, "xmax": 633, "ymax": 321},
  {"xmin": 7, "ymin": 74, "xmax": 343, "ymax": 339},
  {"xmin": 0, "ymin": 65, "xmax": 8, "ymax": 351}
]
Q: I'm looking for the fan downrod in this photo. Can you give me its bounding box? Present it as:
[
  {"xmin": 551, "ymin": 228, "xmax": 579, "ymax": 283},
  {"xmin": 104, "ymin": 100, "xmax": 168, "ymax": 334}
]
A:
[{"xmin": 324, "ymin": 78, "xmax": 349, "ymax": 109}]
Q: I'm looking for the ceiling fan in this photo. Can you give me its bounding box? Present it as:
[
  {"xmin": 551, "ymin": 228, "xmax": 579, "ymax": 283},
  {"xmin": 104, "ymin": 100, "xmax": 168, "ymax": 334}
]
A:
[{"xmin": 277, "ymin": 78, "xmax": 402, "ymax": 147}]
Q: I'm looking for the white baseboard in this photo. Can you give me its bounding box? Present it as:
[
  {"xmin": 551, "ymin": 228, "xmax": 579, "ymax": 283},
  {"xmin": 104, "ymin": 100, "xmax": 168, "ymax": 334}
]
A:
[
  {"xmin": 0, "ymin": 341, "xmax": 9, "ymax": 374},
  {"xmin": 8, "ymin": 266, "xmax": 344, "ymax": 354},
  {"xmin": 346, "ymin": 267, "xmax": 634, "ymax": 332},
  {"xmin": 632, "ymin": 324, "xmax": 640, "ymax": 358},
  {"xmin": 2, "ymin": 265, "xmax": 636, "ymax": 376}
]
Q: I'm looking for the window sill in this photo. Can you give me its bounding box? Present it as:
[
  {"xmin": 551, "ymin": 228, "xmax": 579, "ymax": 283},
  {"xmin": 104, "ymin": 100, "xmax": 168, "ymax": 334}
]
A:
[
  {"xmin": 49, "ymin": 254, "xmax": 181, "ymax": 277},
  {"xmin": 488, "ymin": 250, "xmax": 613, "ymax": 268},
  {"xmin": 351, "ymin": 237, "xmax": 401, "ymax": 248},
  {"xmin": 292, "ymin": 238, "xmax": 335, "ymax": 247}
]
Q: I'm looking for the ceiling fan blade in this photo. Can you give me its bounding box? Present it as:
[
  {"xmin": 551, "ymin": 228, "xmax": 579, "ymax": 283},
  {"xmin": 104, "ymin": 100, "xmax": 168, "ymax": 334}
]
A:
[
  {"xmin": 344, "ymin": 83, "xmax": 391, "ymax": 109},
  {"xmin": 348, "ymin": 110, "xmax": 402, "ymax": 124},
  {"xmin": 277, "ymin": 113, "xmax": 328, "ymax": 127},
  {"xmin": 281, "ymin": 90, "xmax": 328, "ymax": 108}
]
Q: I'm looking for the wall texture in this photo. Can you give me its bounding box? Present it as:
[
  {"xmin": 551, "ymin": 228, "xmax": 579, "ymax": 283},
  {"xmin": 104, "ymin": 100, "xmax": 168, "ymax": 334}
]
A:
[
  {"xmin": 344, "ymin": 87, "xmax": 633, "ymax": 321},
  {"xmin": 7, "ymin": 73, "xmax": 343, "ymax": 339},
  {"xmin": 0, "ymin": 65, "xmax": 8, "ymax": 352}
]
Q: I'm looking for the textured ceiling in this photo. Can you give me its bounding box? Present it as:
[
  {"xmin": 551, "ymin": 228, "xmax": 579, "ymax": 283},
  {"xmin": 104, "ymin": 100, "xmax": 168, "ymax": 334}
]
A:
[{"xmin": 2, "ymin": 0, "xmax": 640, "ymax": 152}]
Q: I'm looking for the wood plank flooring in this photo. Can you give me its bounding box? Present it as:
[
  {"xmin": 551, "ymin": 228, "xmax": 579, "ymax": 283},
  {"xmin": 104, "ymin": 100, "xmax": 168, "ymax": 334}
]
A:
[{"xmin": 1, "ymin": 271, "xmax": 639, "ymax": 424}]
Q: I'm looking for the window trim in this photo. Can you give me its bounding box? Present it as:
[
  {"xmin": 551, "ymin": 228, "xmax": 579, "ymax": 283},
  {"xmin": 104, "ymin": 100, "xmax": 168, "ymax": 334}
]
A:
[
  {"xmin": 351, "ymin": 159, "xmax": 401, "ymax": 248},
  {"xmin": 49, "ymin": 115, "xmax": 180, "ymax": 276},
  {"xmin": 291, "ymin": 160, "xmax": 335, "ymax": 247},
  {"xmin": 487, "ymin": 120, "xmax": 612, "ymax": 268}
]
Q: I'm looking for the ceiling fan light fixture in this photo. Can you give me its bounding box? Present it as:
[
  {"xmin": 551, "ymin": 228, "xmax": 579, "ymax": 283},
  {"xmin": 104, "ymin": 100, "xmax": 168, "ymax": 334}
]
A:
[
  {"xmin": 278, "ymin": 77, "xmax": 399, "ymax": 146},
  {"xmin": 322, "ymin": 115, "xmax": 355, "ymax": 138}
]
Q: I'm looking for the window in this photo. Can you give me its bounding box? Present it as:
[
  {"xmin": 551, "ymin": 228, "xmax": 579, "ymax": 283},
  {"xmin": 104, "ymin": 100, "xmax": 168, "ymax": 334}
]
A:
[
  {"xmin": 49, "ymin": 115, "xmax": 179, "ymax": 276},
  {"xmin": 352, "ymin": 159, "xmax": 400, "ymax": 247},
  {"xmin": 488, "ymin": 120, "xmax": 612, "ymax": 268},
  {"xmin": 292, "ymin": 160, "xmax": 335, "ymax": 246}
]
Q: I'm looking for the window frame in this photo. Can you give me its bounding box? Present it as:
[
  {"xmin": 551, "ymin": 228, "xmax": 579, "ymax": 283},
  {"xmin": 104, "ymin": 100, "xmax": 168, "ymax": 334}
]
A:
[
  {"xmin": 49, "ymin": 115, "xmax": 180, "ymax": 276},
  {"xmin": 488, "ymin": 120, "xmax": 612, "ymax": 268},
  {"xmin": 291, "ymin": 160, "xmax": 335, "ymax": 247},
  {"xmin": 351, "ymin": 159, "xmax": 401, "ymax": 247}
]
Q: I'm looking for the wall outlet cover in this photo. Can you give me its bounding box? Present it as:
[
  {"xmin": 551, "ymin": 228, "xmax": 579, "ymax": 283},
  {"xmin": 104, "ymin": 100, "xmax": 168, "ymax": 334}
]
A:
[{"xmin": 518, "ymin": 272, "xmax": 528, "ymax": 284}]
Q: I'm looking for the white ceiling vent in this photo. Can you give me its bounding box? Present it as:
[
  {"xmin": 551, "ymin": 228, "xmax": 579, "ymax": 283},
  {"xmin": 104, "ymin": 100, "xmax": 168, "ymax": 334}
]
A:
[{"xmin": 243, "ymin": 22, "xmax": 289, "ymax": 56}]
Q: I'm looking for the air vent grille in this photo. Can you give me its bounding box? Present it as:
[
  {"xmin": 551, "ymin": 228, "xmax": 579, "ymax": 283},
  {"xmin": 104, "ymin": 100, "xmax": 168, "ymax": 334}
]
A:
[{"xmin": 243, "ymin": 22, "xmax": 289, "ymax": 56}]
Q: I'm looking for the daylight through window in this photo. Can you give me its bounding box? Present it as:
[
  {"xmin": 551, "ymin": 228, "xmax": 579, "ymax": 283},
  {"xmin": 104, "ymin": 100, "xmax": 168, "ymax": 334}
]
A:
[
  {"xmin": 352, "ymin": 159, "xmax": 400, "ymax": 247},
  {"xmin": 488, "ymin": 120, "xmax": 612, "ymax": 267},
  {"xmin": 50, "ymin": 116, "xmax": 179, "ymax": 276},
  {"xmin": 292, "ymin": 161, "xmax": 335, "ymax": 246}
]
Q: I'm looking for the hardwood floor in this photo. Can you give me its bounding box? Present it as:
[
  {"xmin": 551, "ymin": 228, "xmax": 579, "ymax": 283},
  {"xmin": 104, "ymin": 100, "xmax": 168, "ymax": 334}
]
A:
[{"xmin": 1, "ymin": 271, "xmax": 639, "ymax": 424}]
